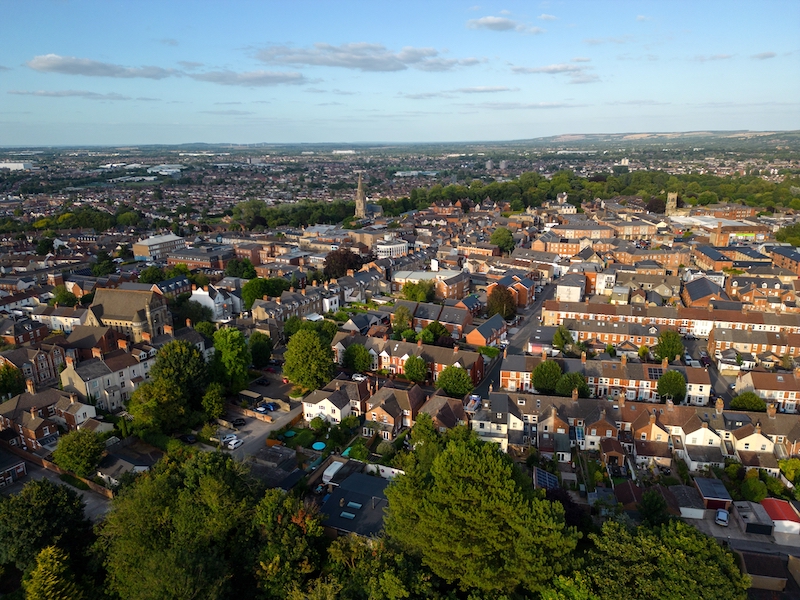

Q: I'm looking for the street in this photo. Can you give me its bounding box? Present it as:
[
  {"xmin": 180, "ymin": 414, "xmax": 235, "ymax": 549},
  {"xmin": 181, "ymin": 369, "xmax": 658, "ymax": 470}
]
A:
[{"xmin": 682, "ymin": 337, "xmax": 736, "ymax": 407}]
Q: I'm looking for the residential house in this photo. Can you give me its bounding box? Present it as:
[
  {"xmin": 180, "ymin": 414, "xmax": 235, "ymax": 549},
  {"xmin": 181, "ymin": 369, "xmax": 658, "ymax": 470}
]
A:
[
  {"xmin": 190, "ymin": 284, "xmax": 242, "ymax": 322},
  {"xmin": 364, "ymin": 384, "xmax": 426, "ymax": 440},
  {"xmin": 735, "ymin": 371, "xmax": 800, "ymax": 413},
  {"xmin": 0, "ymin": 344, "xmax": 67, "ymax": 389},
  {"xmin": 464, "ymin": 314, "xmax": 508, "ymax": 347},
  {"xmin": 30, "ymin": 305, "xmax": 88, "ymax": 334},
  {"xmin": 0, "ymin": 383, "xmax": 69, "ymax": 451},
  {"xmin": 418, "ymin": 393, "xmax": 468, "ymax": 433}
]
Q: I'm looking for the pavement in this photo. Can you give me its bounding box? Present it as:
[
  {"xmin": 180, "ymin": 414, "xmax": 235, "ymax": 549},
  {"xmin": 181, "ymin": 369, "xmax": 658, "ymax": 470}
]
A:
[
  {"xmin": 224, "ymin": 404, "xmax": 303, "ymax": 461},
  {"xmin": 692, "ymin": 510, "xmax": 800, "ymax": 556},
  {"xmin": 682, "ymin": 337, "xmax": 736, "ymax": 407},
  {"xmin": 0, "ymin": 463, "xmax": 111, "ymax": 522}
]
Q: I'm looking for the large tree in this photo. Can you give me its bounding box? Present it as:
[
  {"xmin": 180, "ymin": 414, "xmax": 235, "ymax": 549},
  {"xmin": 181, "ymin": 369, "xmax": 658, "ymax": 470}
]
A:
[
  {"xmin": 386, "ymin": 437, "xmax": 578, "ymax": 594},
  {"xmin": 224, "ymin": 258, "xmax": 256, "ymax": 279},
  {"xmin": 552, "ymin": 325, "xmax": 573, "ymax": 352},
  {"xmin": 532, "ymin": 360, "xmax": 563, "ymax": 394},
  {"xmin": 657, "ymin": 370, "xmax": 686, "ymax": 403},
  {"xmin": 0, "ymin": 363, "xmax": 25, "ymax": 397},
  {"xmin": 91, "ymin": 250, "xmax": 116, "ymax": 277},
  {"xmin": 490, "ymin": 227, "xmax": 516, "ymax": 254},
  {"xmin": 52, "ymin": 429, "xmax": 104, "ymax": 478},
  {"xmin": 127, "ymin": 378, "xmax": 190, "ymax": 433},
  {"xmin": 213, "ymin": 328, "xmax": 252, "ymax": 393},
  {"xmin": 323, "ymin": 248, "xmax": 363, "ymax": 279},
  {"xmin": 730, "ymin": 391, "xmax": 767, "ymax": 412},
  {"xmin": 283, "ymin": 329, "xmax": 333, "ymax": 390},
  {"xmin": 0, "ymin": 479, "xmax": 90, "ymax": 572},
  {"xmin": 487, "ymin": 285, "xmax": 516, "ymax": 320},
  {"xmin": 654, "ymin": 329, "xmax": 684, "ymax": 362},
  {"xmin": 249, "ymin": 331, "xmax": 273, "ymax": 369},
  {"xmin": 344, "ymin": 343, "xmax": 372, "ymax": 373},
  {"xmin": 23, "ymin": 546, "xmax": 86, "ymax": 600},
  {"xmin": 584, "ymin": 520, "xmax": 749, "ymax": 600},
  {"xmin": 241, "ymin": 277, "xmax": 291, "ymax": 310},
  {"xmin": 392, "ymin": 305, "xmax": 413, "ymax": 334},
  {"xmin": 138, "ymin": 266, "xmax": 166, "ymax": 284},
  {"xmin": 201, "ymin": 382, "xmax": 227, "ymax": 421},
  {"xmin": 435, "ymin": 366, "xmax": 474, "ymax": 397},
  {"xmin": 402, "ymin": 280, "xmax": 436, "ymax": 302},
  {"xmin": 404, "ymin": 355, "xmax": 427, "ymax": 383},
  {"xmin": 49, "ymin": 285, "xmax": 79, "ymax": 307},
  {"xmin": 555, "ymin": 372, "xmax": 590, "ymax": 398},
  {"xmin": 149, "ymin": 340, "xmax": 208, "ymax": 407}
]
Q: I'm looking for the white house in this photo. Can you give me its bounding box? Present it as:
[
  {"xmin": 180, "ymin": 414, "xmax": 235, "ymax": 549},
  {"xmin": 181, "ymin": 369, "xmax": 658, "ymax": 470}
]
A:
[
  {"xmin": 190, "ymin": 284, "xmax": 242, "ymax": 322},
  {"xmin": 303, "ymin": 388, "xmax": 352, "ymax": 424}
]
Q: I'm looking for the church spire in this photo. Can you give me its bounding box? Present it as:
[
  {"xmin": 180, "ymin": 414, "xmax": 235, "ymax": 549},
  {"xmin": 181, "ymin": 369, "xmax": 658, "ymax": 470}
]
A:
[{"xmin": 355, "ymin": 172, "xmax": 366, "ymax": 219}]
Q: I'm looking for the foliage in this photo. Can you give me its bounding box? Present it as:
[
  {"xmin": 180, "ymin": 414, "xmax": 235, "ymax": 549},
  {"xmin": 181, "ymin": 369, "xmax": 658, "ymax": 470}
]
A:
[
  {"xmin": 249, "ymin": 331, "xmax": 273, "ymax": 368},
  {"xmin": 195, "ymin": 321, "xmax": 216, "ymax": 338},
  {"xmin": 0, "ymin": 478, "xmax": 90, "ymax": 572},
  {"xmin": 284, "ymin": 330, "xmax": 333, "ymax": 390},
  {"xmin": 241, "ymin": 277, "xmax": 291, "ymax": 310},
  {"xmin": 171, "ymin": 295, "xmax": 213, "ymax": 329},
  {"xmin": 478, "ymin": 345, "xmax": 500, "ymax": 358},
  {"xmin": 52, "ymin": 429, "xmax": 104, "ymax": 478},
  {"xmin": 49, "ymin": 285, "xmax": 79, "ymax": 307},
  {"xmin": 780, "ymin": 458, "xmax": 800, "ymax": 484},
  {"xmin": 490, "ymin": 227, "xmax": 516, "ymax": 254},
  {"xmin": 91, "ymin": 250, "xmax": 116, "ymax": 277},
  {"xmin": 741, "ymin": 476, "xmax": 768, "ymax": 502},
  {"xmin": 284, "ymin": 316, "xmax": 338, "ymax": 346},
  {"xmin": 344, "ymin": 343, "xmax": 372, "ymax": 373},
  {"xmin": 385, "ymin": 436, "xmax": 578, "ymax": 594},
  {"xmin": 201, "ymin": 382, "xmax": 227, "ymax": 421},
  {"xmin": 638, "ymin": 345, "xmax": 650, "ymax": 360},
  {"xmin": 402, "ymin": 280, "xmax": 436, "ymax": 302},
  {"xmin": 584, "ymin": 520, "xmax": 749, "ymax": 600},
  {"xmin": 23, "ymin": 545, "xmax": 86, "ymax": 600},
  {"xmin": 404, "ymin": 355, "xmax": 427, "ymax": 383},
  {"xmin": 487, "ymin": 285, "xmax": 516, "ymax": 319},
  {"xmin": 533, "ymin": 360, "xmax": 563, "ymax": 394},
  {"xmin": 553, "ymin": 325, "xmax": 573, "ymax": 351},
  {"xmin": 656, "ymin": 370, "xmax": 687, "ymax": 403},
  {"xmin": 392, "ymin": 305, "xmax": 413, "ymax": 333},
  {"xmin": 150, "ymin": 340, "xmax": 208, "ymax": 407},
  {"xmin": 654, "ymin": 329, "xmax": 684, "ymax": 362},
  {"xmin": 348, "ymin": 439, "xmax": 370, "ymax": 461},
  {"xmin": 36, "ymin": 237, "xmax": 54, "ymax": 256},
  {"xmin": 127, "ymin": 379, "xmax": 192, "ymax": 433},
  {"xmin": 212, "ymin": 328, "xmax": 252, "ymax": 393},
  {"xmin": 323, "ymin": 248, "xmax": 363, "ymax": 279},
  {"xmin": 138, "ymin": 266, "xmax": 166, "ymax": 284},
  {"xmin": 555, "ymin": 372, "xmax": 590, "ymax": 398},
  {"xmin": 0, "ymin": 362, "xmax": 25, "ymax": 397},
  {"xmin": 224, "ymin": 258, "xmax": 256, "ymax": 279},
  {"xmin": 638, "ymin": 489, "xmax": 670, "ymax": 527},
  {"xmin": 730, "ymin": 391, "xmax": 767, "ymax": 412},
  {"xmin": 435, "ymin": 366, "xmax": 474, "ymax": 397}
]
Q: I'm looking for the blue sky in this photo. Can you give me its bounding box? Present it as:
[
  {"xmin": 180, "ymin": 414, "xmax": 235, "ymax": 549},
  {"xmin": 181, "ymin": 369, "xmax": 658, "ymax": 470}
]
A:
[{"xmin": 1, "ymin": 0, "xmax": 798, "ymax": 145}]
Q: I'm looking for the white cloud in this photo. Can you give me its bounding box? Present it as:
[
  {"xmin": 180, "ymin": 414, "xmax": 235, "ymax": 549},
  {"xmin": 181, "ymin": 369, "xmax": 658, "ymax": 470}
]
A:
[
  {"xmin": 8, "ymin": 89, "xmax": 143, "ymax": 101},
  {"xmin": 189, "ymin": 70, "xmax": 305, "ymax": 86},
  {"xmin": 200, "ymin": 109, "xmax": 254, "ymax": 115},
  {"xmin": 512, "ymin": 63, "xmax": 599, "ymax": 84},
  {"xmin": 572, "ymin": 57, "xmax": 591, "ymax": 63},
  {"xmin": 178, "ymin": 61, "xmax": 204, "ymax": 70},
  {"xmin": 584, "ymin": 36, "xmax": 632, "ymax": 45},
  {"xmin": 635, "ymin": 15, "xmax": 651, "ymax": 22},
  {"xmin": 402, "ymin": 92, "xmax": 451, "ymax": 99},
  {"xmin": 466, "ymin": 16, "xmax": 543, "ymax": 34},
  {"xmin": 465, "ymin": 101, "xmax": 582, "ymax": 110},
  {"xmin": 26, "ymin": 54, "xmax": 177, "ymax": 79},
  {"xmin": 538, "ymin": 13, "xmax": 557, "ymax": 20},
  {"xmin": 694, "ymin": 54, "xmax": 732, "ymax": 62},
  {"xmin": 453, "ymin": 86, "xmax": 517, "ymax": 93},
  {"xmin": 752, "ymin": 51, "xmax": 776, "ymax": 60},
  {"xmin": 607, "ymin": 99, "xmax": 669, "ymax": 106},
  {"xmin": 257, "ymin": 42, "xmax": 477, "ymax": 72}
]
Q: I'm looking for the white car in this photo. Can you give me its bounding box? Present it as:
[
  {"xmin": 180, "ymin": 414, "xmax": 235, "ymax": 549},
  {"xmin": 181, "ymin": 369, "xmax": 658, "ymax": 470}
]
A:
[
  {"xmin": 351, "ymin": 374, "xmax": 368, "ymax": 382},
  {"xmin": 715, "ymin": 508, "xmax": 729, "ymax": 527},
  {"xmin": 227, "ymin": 439, "xmax": 244, "ymax": 450},
  {"xmin": 221, "ymin": 434, "xmax": 238, "ymax": 444}
]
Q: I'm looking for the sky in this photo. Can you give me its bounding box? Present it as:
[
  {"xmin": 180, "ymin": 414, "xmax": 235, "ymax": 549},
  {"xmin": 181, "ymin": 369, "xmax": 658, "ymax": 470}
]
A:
[{"xmin": 1, "ymin": 0, "xmax": 799, "ymax": 146}]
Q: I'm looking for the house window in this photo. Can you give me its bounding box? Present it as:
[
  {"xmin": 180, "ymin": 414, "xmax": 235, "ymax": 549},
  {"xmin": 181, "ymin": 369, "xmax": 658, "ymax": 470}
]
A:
[
  {"xmin": 479, "ymin": 423, "xmax": 484, "ymax": 429},
  {"xmin": 761, "ymin": 444, "xmax": 767, "ymax": 451},
  {"xmin": 640, "ymin": 433, "xmax": 646, "ymax": 440},
  {"xmin": 708, "ymin": 439, "xmax": 714, "ymax": 445},
  {"xmin": 744, "ymin": 443, "xmax": 749, "ymax": 450},
  {"xmin": 606, "ymin": 430, "xmax": 612, "ymax": 437},
  {"xmin": 591, "ymin": 428, "xmax": 597, "ymax": 436}
]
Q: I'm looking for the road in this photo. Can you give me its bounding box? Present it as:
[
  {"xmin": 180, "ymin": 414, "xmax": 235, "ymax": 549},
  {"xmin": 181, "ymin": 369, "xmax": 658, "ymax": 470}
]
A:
[
  {"xmin": 683, "ymin": 337, "xmax": 736, "ymax": 407},
  {"xmin": 474, "ymin": 283, "xmax": 555, "ymax": 398}
]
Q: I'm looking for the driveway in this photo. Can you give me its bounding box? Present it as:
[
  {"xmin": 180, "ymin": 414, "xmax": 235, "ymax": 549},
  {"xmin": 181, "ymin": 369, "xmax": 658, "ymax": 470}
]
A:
[
  {"xmin": 0, "ymin": 463, "xmax": 111, "ymax": 523},
  {"xmin": 224, "ymin": 404, "xmax": 303, "ymax": 461}
]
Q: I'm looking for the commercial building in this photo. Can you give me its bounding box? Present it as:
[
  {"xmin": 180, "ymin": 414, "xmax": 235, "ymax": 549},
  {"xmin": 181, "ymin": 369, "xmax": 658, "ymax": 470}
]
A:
[{"xmin": 132, "ymin": 234, "xmax": 187, "ymax": 262}]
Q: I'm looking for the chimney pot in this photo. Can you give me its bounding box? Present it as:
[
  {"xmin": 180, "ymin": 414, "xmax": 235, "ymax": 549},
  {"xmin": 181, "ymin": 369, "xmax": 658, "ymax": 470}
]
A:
[
  {"xmin": 350, "ymin": 330, "xmax": 356, "ymax": 337},
  {"xmin": 581, "ymin": 351, "xmax": 587, "ymax": 364},
  {"xmin": 417, "ymin": 338, "xmax": 422, "ymax": 347},
  {"xmin": 453, "ymin": 344, "xmax": 459, "ymax": 354},
  {"xmin": 767, "ymin": 403, "xmax": 777, "ymax": 419},
  {"xmin": 715, "ymin": 397, "xmax": 724, "ymax": 415},
  {"xmin": 621, "ymin": 353, "xmax": 627, "ymax": 366},
  {"xmin": 25, "ymin": 379, "xmax": 35, "ymax": 394},
  {"xmin": 572, "ymin": 387, "xmax": 578, "ymax": 400},
  {"xmin": 383, "ymin": 334, "xmax": 389, "ymax": 341},
  {"xmin": 662, "ymin": 357, "xmax": 668, "ymax": 369},
  {"xmin": 186, "ymin": 318, "xmax": 192, "ymax": 328},
  {"xmin": 541, "ymin": 350, "xmax": 547, "ymax": 361}
]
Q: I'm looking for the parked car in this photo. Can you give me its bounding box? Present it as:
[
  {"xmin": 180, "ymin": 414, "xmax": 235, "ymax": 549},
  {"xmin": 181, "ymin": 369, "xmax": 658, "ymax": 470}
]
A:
[
  {"xmin": 221, "ymin": 434, "xmax": 238, "ymax": 444},
  {"xmin": 255, "ymin": 405, "xmax": 267, "ymax": 413},
  {"xmin": 227, "ymin": 439, "xmax": 244, "ymax": 450},
  {"xmin": 701, "ymin": 356, "xmax": 711, "ymax": 367},
  {"xmin": 232, "ymin": 418, "xmax": 246, "ymax": 427},
  {"xmin": 264, "ymin": 402, "xmax": 278, "ymax": 411},
  {"xmin": 179, "ymin": 434, "xmax": 197, "ymax": 444},
  {"xmin": 282, "ymin": 377, "xmax": 290, "ymax": 384},
  {"xmin": 715, "ymin": 508, "xmax": 729, "ymax": 527},
  {"xmin": 352, "ymin": 374, "xmax": 368, "ymax": 382}
]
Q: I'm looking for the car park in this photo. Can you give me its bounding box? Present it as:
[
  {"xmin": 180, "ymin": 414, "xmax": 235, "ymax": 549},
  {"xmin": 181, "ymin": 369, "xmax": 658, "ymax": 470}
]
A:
[
  {"xmin": 227, "ymin": 439, "xmax": 244, "ymax": 450},
  {"xmin": 715, "ymin": 509, "xmax": 729, "ymax": 527}
]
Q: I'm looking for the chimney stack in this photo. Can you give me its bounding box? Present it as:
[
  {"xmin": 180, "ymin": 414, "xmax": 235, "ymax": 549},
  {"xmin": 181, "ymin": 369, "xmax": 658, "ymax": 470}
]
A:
[
  {"xmin": 350, "ymin": 330, "xmax": 356, "ymax": 337},
  {"xmin": 92, "ymin": 347, "xmax": 103, "ymax": 360},
  {"xmin": 649, "ymin": 412, "xmax": 656, "ymax": 424},
  {"xmin": 621, "ymin": 353, "xmax": 627, "ymax": 366},
  {"xmin": 662, "ymin": 357, "xmax": 668, "ymax": 369},
  {"xmin": 65, "ymin": 356, "xmax": 75, "ymax": 367},
  {"xmin": 767, "ymin": 403, "xmax": 777, "ymax": 419},
  {"xmin": 503, "ymin": 347, "xmax": 508, "ymax": 358},
  {"xmin": 755, "ymin": 422, "xmax": 762, "ymax": 435},
  {"xmin": 25, "ymin": 379, "xmax": 35, "ymax": 394},
  {"xmin": 417, "ymin": 338, "xmax": 423, "ymax": 347},
  {"xmin": 581, "ymin": 351, "xmax": 587, "ymax": 365},
  {"xmin": 666, "ymin": 398, "xmax": 674, "ymax": 411},
  {"xmin": 383, "ymin": 334, "xmax": 389, "ymax": 341},
  {"xmin": 301, "ymin": 288, "xmax": 306, "ymax": 295},
  {"xmin": 453, "ymin": 345, "xmax": 459, "ymax": 354},
  {"xmin": 572, "ymin": 387, "xmax": 578, "ymax": 401},
  {"xmin": 30, "ymin": 406, "xmax": 37, "ymax": 418},
  {"xmin": 192, "ymin": 284, "xmax": 197, "ymax": 291},
  {"xmin": 619, "ymin": 395, "xmax": 625, "ymax": 408},
  {"xmin": 164, "ymin": 325, "xmax": 173, "ymax": 336},
  {"xmin": 289, "ymin": 287, "xmax": 294, "ymax": 293},
  {"xmin": 313, "ymin": 280, "xmax": 318, "ymax": 288},
  {"xmin": 715, "ymin": 397, "xmax": 724, "ymax": 415},
  {"xmin": 542, "ymin": 350, "xmax": 547, "ymax": 361},
  {"xmin": 117, "ymin": 338, "xmax": 130, "ymax": 352}
]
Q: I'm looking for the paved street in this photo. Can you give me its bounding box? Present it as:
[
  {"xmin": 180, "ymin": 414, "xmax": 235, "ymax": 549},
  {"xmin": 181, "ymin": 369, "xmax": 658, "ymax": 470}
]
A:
[{"xmin": 683, "ymin": 337, "xmax": 735, "ymax": 407}]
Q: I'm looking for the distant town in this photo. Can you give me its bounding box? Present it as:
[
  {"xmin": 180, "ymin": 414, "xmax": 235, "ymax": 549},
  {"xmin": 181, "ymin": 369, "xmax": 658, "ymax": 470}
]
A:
[{"xmin": 1, "ymin": 133, "xmax": 800, "ymax": 598}]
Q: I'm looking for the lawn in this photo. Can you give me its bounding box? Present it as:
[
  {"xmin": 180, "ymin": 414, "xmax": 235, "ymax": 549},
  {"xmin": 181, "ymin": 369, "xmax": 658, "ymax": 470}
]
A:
[{"xmin": 283, "ymin": 428, "xmax": 316, "ymax": 449}]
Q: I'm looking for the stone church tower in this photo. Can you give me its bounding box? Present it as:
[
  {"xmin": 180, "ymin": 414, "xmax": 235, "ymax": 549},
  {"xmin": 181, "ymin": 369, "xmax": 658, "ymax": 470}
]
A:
[{"xmin": 355, "ymin": 172, "xmax": 367, "ymax": 219}]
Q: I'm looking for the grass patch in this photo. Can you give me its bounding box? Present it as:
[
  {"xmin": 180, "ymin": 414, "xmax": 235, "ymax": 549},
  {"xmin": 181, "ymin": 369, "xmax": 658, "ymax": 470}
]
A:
[
  {"xmin": 59, "ymin": 473, "xmax": 90, "ymax": 490},
  {"xmin": 478, "ymin": 346, "xmax": 500, "ymax": 359},
  {"xmin": 289, "ymin": 386, "xmax": 307, "ymax": 399}
]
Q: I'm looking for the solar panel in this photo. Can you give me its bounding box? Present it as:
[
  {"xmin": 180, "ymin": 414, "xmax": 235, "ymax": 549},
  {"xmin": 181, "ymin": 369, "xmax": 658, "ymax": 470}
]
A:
[{"xmin": 532, "ymin": 467, "xmax": 560, "ymax": 490}]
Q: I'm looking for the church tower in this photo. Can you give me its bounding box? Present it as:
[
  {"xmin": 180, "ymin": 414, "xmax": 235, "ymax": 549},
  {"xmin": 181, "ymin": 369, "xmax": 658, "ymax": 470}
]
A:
[{"xmin": 355, "ymin": 172, "xmax": 367, "ymax": 219}]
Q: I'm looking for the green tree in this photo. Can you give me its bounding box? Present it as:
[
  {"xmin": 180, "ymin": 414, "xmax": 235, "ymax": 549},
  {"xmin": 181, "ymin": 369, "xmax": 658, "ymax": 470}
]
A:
[
  {"xmin": 0, "ymin": 363, "xmax": 25, "ymax": 397},
  {"xmin": 584, "ymin": 520, "xmax": 748, "ymax": 600},
  {"xmin": 224, "ymin": 258, "xmax": 256, "ymax": 279},
  {"xmin": 487, "ymin": 285, "xmax": 516, "ymax": 319},
  {"xmin": 138, "ymin": 266, "xmax": 166, "ymax": 284},
  {"xmin": 533, "ymin": 360, "xmax": 563, "ymax": 394},
  {"xmin": 490, "ymin": 227, "xmax": 516, "ymax": 254},
  {"xmin": 149, "ymin": 340, "xmax": 208, "ymax": 407},
  {"xmin": 52, "ymin": 429, "xmax": 104, "ymax": 478},
  {"xmin": 127, "ymin": 378, "xmax": 190, "ymax": 433},
  {"xmin": 392, "ymin": 305, "xmax": 413, "ymax": 333},
  {"xmin": 91, "ymin": 250, "xmax": 115, "ymax": 277},
  {"xmin": 423, "ymin": 321, "xmax": 449, "ymax": 341},
  {"xmin": 555, "ymin": 372, "xmax": 590, "ymax": 398},
  {"xmin": 36, "ymin": 237, "xmax": 55, "ymax": 256},
  {"xmin": 553, "ymin": 325, "xmax": 573, "ymax": 352},
  {"xmin": 0, "ymin": 479, "xmax": 90, "ymax": 572},
  {"xmin": 638, "ymin": 489, "xmax": 670, "ymax": 528},
  {"xmin": 201, "ymin": 382, "xmax": 226, "ymax": 421},
  {"xmin": 638, "ymin": 345, "xmax": 650, "ymax": 360},
  {"xmin": 49, "ymin": 285, "xmax": 79, "ymax": 307},
  {"xmin": 780, "ymin": 458, "xmax": 800, "ymax": 484},
  {"xmin": 348, "ymin": 439, "xmax": 369, "ymax": 461},
  {"xmin": 657, "ymin": 370, "xmax": 687, "ymax": 403},
  {"xmin": 241, "ymin": 277, "xmax": 291, "ymax": 310},
  {"xmin": 730, "ymin": 391, "xmax": 767, "ymax": 412},
  {"xmin": 323, "ymin": 248, "xmax": 363, "ymax": 279},
  {"xmin": 386, "ymin": 438, "xmax": 578, "ymax": 594},
  {"xmin": 213, "ymin": 328, "xmax": 252, "ymax": 393},
  {"xmin": 402, "ymin": 280, "xmax": 436, "ymax": 302},
  {"xmin": 435, "ymin": 366, "xmax": 474, "ymax": 397},
  {"xmin": 283, "ymin": 330, "xmax": 333, "ymax": 390},
  {"xmin": 403, "ymin": 355, "xmax": 427, "ymax": 383},
  {"xmin": 23, "ymin": 545, "xmax": 86, "ymax": 600},
  {"xmin": 742, "ymin": 475, "xmax": 768, "ymax": 502},
  {"xmin": 249, "ymin": 331, "xmax": 273, "ymax": 368},
  {"xmin": 344, "ymin": 343, "xmax": 372, "ymax": 373},
  {"xmin": 654, "ymin": 329, "xmax": 684, "ymax": 362}
]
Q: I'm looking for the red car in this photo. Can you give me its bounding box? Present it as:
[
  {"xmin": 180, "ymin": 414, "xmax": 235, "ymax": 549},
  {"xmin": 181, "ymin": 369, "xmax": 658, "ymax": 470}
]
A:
[{"xmin": 282, "ymin": 377, "xmax": 289, "ymax": 384}]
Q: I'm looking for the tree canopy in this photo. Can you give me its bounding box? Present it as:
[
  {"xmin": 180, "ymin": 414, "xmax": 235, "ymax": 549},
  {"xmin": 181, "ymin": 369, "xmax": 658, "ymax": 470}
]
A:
[
  {"xmin": 323, "ymin": 248, "xmax": 363, "ymax": 279},
  {"xmin": 52, "ymin": 429, "xmax": 104, "ymax": 478},
  {"xmin": 731, "ymin": 391, "xmax": 767, "ymax": 412},
  {"xmin": 392, "ymin": 305, "xmax": 413, "ymax": 334},
  {"xmin": 344, "ymin": 343, "xmax": 372, "ymax": 373},
  {"xmin": 213, "ymin": 328, "xmax": 252, "ymax": 393},
  {"xmin": 149, "ymin": 339, "xmax": 208, "ymax": 406},
  {"xmin": 249, "ymin": 331, "xmax": 273, "ymax": 369},
  {"xmin": 402, "ymin": 280, "xmax": 436, "ymax": 302},
  {"xmin": 533, "ymin": 360, "xmax": 563, "ymax": 394},
  {"xmin": 241, "ymin": 277, "xmax": 291, "ymax": 310},
  {"xmin": 49, "ymin": 285, "xmax": 79, "ymax": 307},
  {"xmin": 654, "ymin": 329, "xmax": 684, "ymax": 362},
  {"xmin": 224, "ymin": 258, "xmax": 256, "ymax": 279},
  {"xmin": 0, "ymin": 362, "xmax": 25, "ymax": 397},
  {"xmin": 435, "ymin": 366, "xmax": 474, "ymax": 397},
  {"xmin": 283, "ymin": 329, "xmax": 333, "ymax": 390},
  {"xmin": 488, "ymin": 285, "xmax": 516, "ymax": 320},
  {"xmin": 404, "ymin": 355, "xmax": 427, "ymax": 383},
  {"xmin": 490, "ymin": 227, "xmax": 516, "ymax": 254},
  {"xmin": 657, "ymin": 370, "xmax": 687, "ymax": 403},
  {"xmin": 555, "ymin": 372, "xmax": 590, "ymax": 398}
]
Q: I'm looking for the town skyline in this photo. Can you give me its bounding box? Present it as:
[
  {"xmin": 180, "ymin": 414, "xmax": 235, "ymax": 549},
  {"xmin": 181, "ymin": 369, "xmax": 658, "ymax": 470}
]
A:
[{"xmin": 2, "ymin": 0, "xmax": 799, "ymax": 146}]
